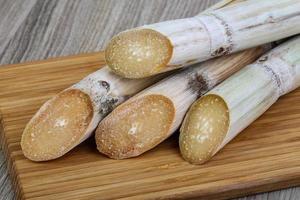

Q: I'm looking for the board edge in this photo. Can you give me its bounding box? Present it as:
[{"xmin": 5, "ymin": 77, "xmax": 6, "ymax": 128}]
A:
[{"xmin": 0, "ymin": 110, "xmax": 24, "ymax": 200}]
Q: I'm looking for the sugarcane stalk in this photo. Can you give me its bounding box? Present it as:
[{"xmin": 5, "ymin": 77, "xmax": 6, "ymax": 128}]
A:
[
  {"xmin": 20, "ymin": 0, "xmax": 234, "ymax": 162},
  {"xmin": 105, "ymin": 0, "xmax": 300, "ymax": 78},
  {"xmin": 21, "ymin": 67, "xmax": 165, "ymax": 161},
  {"xmin": 95, "ymin": 45, "xmax": 269, "ymax": 159},
  {"xmin": 179, "ymin": 36, "xmax": 300, "ymax": 164}
]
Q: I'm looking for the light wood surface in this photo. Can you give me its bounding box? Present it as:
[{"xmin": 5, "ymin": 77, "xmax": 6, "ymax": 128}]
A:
[
  {"xmin": 1, "ymin": 52, "xmax": 300, "ymax": 199},
  {"xmin": 0, "ymin": 0, "xmax": 299, "ymax": 199}
]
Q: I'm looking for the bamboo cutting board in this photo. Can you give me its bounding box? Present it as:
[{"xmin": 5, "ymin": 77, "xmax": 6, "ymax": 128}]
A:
[{"xmin": 1, "ymin": 52, "xmax": 300, "ymax": 200}]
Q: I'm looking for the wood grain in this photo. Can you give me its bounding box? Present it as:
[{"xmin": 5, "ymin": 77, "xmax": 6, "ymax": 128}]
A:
[
  {"xmin": 1, "ymin": 52, "xmax": 300, "ymax": 200},
  {"xmin": 0, "ymin": 0, "xmax": 299, "ymax": 199},
  {"xmin": 0, "ymin": 0, "xmax": 218, "ymax": 65}
]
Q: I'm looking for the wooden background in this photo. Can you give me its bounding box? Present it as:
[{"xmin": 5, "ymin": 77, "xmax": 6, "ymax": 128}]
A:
[{"xmin": 0, "ymin": 0, "xmax": 299, "ymax": 199}]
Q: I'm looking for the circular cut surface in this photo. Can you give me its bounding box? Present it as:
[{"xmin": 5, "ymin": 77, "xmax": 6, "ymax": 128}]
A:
[
  {"xmin": 21, "ymin": 89, "xmax": 93, "ymax": 161},
  {"xmin": 105, "ymin": 29, "xmax": 173, "ymax": 78},
  {"xmin": 180, "ymin": 94, "xmax": 229, "ymax": 164},
  {"xmin": 96, "ymin": 94, "xmax": 175, "ymax": 159}
]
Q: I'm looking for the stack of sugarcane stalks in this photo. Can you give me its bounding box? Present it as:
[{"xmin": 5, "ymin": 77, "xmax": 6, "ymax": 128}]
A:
[{"xmin": 21, "ymin": 0, "xmax": 300, "ymax": 164}]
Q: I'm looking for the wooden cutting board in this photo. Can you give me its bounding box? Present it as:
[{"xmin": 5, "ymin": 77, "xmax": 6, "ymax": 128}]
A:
[{"xmin": 1, "ymin": 52, "xmax": 300, "ymax": 200}]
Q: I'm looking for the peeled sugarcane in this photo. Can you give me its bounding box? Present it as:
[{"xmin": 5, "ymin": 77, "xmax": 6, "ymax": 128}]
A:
[
  {"xmin": 105, "ymin": 0, "xmax": 300, "ymax": 78},
  {"xmin": 21, "ymin": 67, "xmax": 166, "ymax": 161},
  {"xmin": 95, "ymin": 45, "xmax": 270, "ymax": 159},
  {"xmin": 179, "ymin": 36, "xmax": 300, "ymax": 165}
]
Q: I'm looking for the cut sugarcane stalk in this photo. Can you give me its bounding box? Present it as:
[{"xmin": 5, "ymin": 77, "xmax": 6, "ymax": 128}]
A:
[
  {"xmin": 179, "ymin": 36, "xmax": 300, "ymax": 164},
  {"xmin": 105, "ymin": 0, "xmax": 300, "ymax": 78},
  {"xmin": 20, "ymin": 0, "xmax": 233, "ymax": 162},
  {"xmin": 95, "ymin": 45, "xmax": 270, "ymax": 159},
  {"xmin": 21, "ymin": 66, "xmax": 165, "ymax": 161}
]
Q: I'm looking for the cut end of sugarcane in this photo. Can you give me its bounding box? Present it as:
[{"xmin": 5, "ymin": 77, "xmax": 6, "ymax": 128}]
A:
[
  {"xmin": 105, "ymin": 29, "xmax": 173, "ymax": 78},
  {"xmin": 21, "ymin": 89, "xmax": 93, "ymax": 161},
  {"xmin": 179, "ymin": 94, "xmax": 229, "ymax": 164},
  {"xmin": 95, "ymin": 94, "xmax": 175, "ymax": 159}
]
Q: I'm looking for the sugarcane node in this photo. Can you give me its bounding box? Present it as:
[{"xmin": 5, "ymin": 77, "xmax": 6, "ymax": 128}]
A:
[
  {"xmin": 209, "ymin": 13, "xmax": 234, "ymax": 57},
  {"xmin": 262, "ymin": 64, "xmax": 282, "ymax": 90},
  {"xmin": 188, "ymin": 73, "xmax": 210, "ymax": 97},
  {"xmin": 98, "ymin": 95, "xmax": 119, "ymax": 116}
]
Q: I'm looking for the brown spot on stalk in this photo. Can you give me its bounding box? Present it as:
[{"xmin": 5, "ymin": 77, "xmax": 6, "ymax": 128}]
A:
[
  {"xmin": 188, "ymin": 73, "xmax": 210, "ymax": 97},
  {"xmin": 98, "ymin": 95, "xmax": 119, "ymax": 116},
  {"xmin": 99, "ymin": 80, "xmax": 110, "ymax": 91},
  {"xmin": 212, "ymin": 46, "xmax": 232, "ymax": 56}
]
